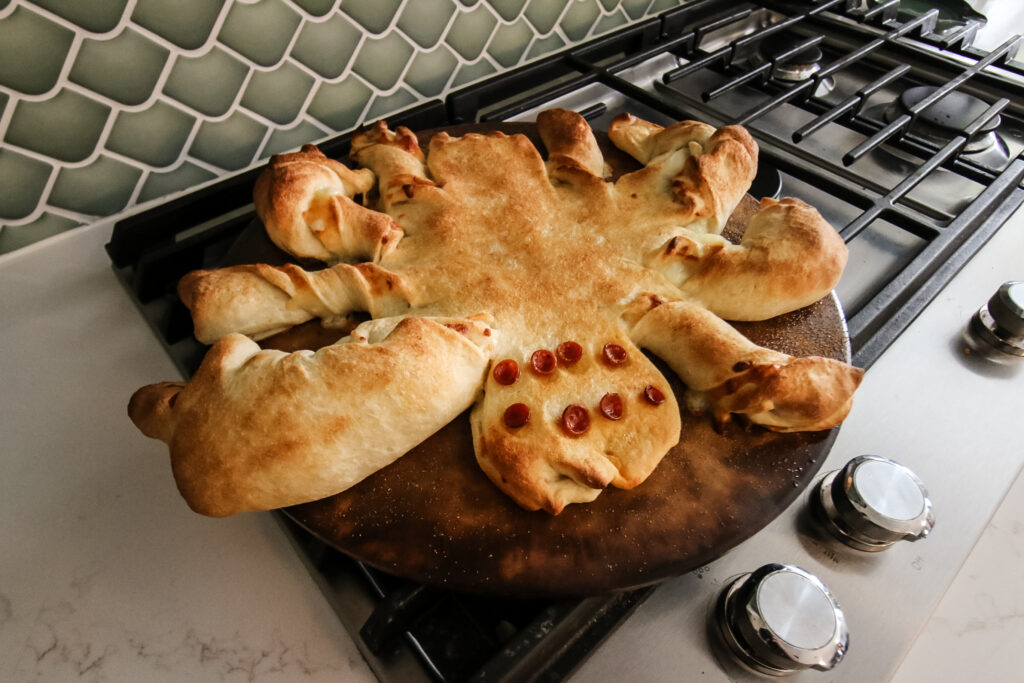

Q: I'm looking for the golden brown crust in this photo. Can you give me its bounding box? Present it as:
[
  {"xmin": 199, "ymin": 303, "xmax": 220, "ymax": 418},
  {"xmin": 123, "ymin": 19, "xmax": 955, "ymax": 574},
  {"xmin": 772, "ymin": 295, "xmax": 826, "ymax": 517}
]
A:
[
  {"xmin": 179, "ymin": 262, "xmax": 411, "ymax": 344},
  {"xmin": 129, "ymin": 316, "xmax": 495, "ymax": 516},
  {"xmin": 350, "ymin": 122, "xmax": 441, "ymax": 218},
  {"xmin": 137, "ymin": 110, "xmax": 861, "ymax": 517},
  {"xmin": 609, "ymin": 114, "xmax": 758, "ymax": 234},
  {"xmin": 469, "ymin": 333, "xmax": 681, "ymax": 514},
  {"xmin": 708, "ymin": 357, "xmax": 863, "ymax": 432},
  {"xmin": 660, "ymin": 197, "xmax": 849, "ymax": 320},
  {"xmin": 253, "ymin": 144, "xmax": 403, "ymax": 263},
  {"xmin": 631, "ymin": 299, "xmax": 862, "ymax": 431},
  {"xmin": 128, "ymin": 381, "xmax": 183, "ymax": 443},
  {"xmin": 537, "ymin": 108, "xmax": 609, "ymax": 185}
]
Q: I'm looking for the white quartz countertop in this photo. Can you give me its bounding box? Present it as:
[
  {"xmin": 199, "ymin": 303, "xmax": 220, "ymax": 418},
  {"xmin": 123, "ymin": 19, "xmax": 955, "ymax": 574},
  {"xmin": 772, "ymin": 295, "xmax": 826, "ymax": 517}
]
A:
[{"xmin": 1, "ymin": 207, "xmax": 1021, "ymax": 681}]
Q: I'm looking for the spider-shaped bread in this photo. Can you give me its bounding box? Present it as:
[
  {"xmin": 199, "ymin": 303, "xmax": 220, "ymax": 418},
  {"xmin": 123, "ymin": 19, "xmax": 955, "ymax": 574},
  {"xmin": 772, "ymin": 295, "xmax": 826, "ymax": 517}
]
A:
[{"xmin": 129, "ymin": 109, "xmax": 862, "ymax": 517}]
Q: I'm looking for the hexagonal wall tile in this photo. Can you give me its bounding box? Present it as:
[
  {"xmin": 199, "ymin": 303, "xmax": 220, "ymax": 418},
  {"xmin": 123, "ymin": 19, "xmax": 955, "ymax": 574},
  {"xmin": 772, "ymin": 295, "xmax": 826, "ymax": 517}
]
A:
[
  {"xmin": 137, "ymin": 161, "xmax": 217, "ymax": 203},
  {"xmin": 131, "ymin": 0, "xmax": 225, "ymax": 50},
  {"xmin": 365, "ymin": 87, "xmax": 419, "ymax": 121},
  {"xmin": 352, "ymin": 33, "xmax": 415, "ymax": 91},
  {"xmin": 593, "ymin": 8, "xmax": 629, "ymax": 35},
  {"xmin": 452, "ymin": 59, "xmax": 497, "ymax": 89},
  {"xmin": 30, "ymin": 0, "xmax": 129, "ymax": 33},
  {"xmin": 561, "ymin": 0, "xmax": 601, "ymax": 42},
  {"xmin": 405, "ymin": 46, "xmax": 459, "ymax": 97},
  {"xmin": 445, "ymin": 4, "xmax": 498, "ymax": 61},
  {"xmin": 623, "ymin": 0, "xmax": 655, "ymax": 19},
  {"xmin": 524, "ymin": 0, "xmax": 569, "ymax": 34},
  {"xmin": 189, "ymin": 111, "xmax": 268, "ymax": 170},
  {"xmin": 397, "ymin": 0, "xmax": 456, "ymax": 49},
  {"xmin": 241, "ymin": 61, "xmax": 315, "ymax": 125},
  {"xmin": 69, "ymin": 28, "xmax": 170, "ymax": 106},
  {"xmin": 342, "ymin": 0, "xmax": 403, "ymax": 35},
  {"xmin": 487, "ymin": 18, "xmax": 533, "ymax": 67},
  {"xmin": 488, "ymin": 0, "xmax": 529, "ymax": 22},
  {"xmin": 48, "ymin": 155, "xmax": 143, "ymax": 215},
  {"xmin": 525, "ymin": 33, "xmax": 566, "ymax": 61},
  {"xmin": 105, "ymin": 100, "xmax": 197, "ymax": 168},
  {"xmin": 291, "ymin": 13, "xmax": 363, "ymax": 79},
  {"xmin": 262, "ymin": 120, "xmax": 329, "ymax": 157},
  {"xmin": 0, "ymin": 147, "xmax": 53, "ymax": 220},
  {"xmin": 5, "ymin": 89, "xmax": 111, "ymax": 163},
  {"xmin": 218, "ymin": 0, "xmax": 302, "ymax": 67},
  {"xmin": 0, "ymin": 5, "xmax": 74, "ymax": 96},
  {"xmin": 163, "ymin": 48, "xmax": 250, "ymax": 118},
  {"xmin": 307, "ymin": 78, "xmax": 373, "ymax": 131}
]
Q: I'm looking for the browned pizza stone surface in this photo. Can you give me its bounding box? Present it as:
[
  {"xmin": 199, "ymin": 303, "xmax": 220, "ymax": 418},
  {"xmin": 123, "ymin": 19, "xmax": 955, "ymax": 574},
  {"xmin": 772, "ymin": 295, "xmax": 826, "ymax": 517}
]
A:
[{"xmin": 225, "ymin": 124, "xmax": 851, "ymax": 597}]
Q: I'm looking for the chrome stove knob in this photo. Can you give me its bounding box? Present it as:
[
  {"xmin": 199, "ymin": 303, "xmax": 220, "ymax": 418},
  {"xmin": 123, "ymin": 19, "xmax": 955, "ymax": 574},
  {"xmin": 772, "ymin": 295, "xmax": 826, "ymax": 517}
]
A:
[
  {"xmin": 964, "ymin": 280, "xmax": 1024, "ymax": 363},
  {"xmin": 811, "ymin": 455, "xmax": 935, "ymax": 551},
  {"xmin": 987, "ymin": 280, "xmax": 1024, "ymax": 337},
  {"xmin": 713, "ymin": 563, "xmax": 849, "ymax": 676}
]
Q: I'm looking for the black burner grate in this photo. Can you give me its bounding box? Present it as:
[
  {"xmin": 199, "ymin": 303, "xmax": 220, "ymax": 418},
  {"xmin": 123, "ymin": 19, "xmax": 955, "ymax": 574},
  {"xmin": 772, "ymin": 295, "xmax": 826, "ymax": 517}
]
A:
[{"xmin": 107, "ymin": 2, "xmax": 1024, "ymax": 681}]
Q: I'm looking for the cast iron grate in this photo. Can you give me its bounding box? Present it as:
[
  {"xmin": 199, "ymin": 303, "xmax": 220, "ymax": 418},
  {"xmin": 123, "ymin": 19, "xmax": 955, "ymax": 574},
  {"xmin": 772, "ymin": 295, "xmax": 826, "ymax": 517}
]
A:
[{"xmin": 107, "ymin": 2, "xmax": 1024, "ymax": 681}]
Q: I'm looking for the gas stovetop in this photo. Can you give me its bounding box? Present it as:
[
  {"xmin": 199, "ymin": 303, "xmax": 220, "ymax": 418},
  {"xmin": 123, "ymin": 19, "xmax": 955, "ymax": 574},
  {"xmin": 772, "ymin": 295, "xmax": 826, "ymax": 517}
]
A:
[{"xmin": 105, "ymin": 1, "xmax": 1024, "ymax": 681}]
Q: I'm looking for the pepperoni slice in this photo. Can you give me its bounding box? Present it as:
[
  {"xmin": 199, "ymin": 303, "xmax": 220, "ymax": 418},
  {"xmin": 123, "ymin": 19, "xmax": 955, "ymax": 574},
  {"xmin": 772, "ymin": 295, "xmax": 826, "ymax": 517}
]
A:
[
  {"xmin": 556, "ymin": 341, "xmax": 583, "ymax": 365},
  {"xmin": 602, "ymin": 343, "xmax": 628, "ymax": 366},
  {"xmin": 493, "ymin": 359, "xmax": 520, "ymax": 385},
  {"xmin": 504, "ymin": 403, "xmax": 531, "ymax": 428},
  {"xmin": 599, "ymin": 393, "xmax": 623, "ymax": 420},
  {"xmin": 530, "ymin": 349, "xmax": 557, "ymax": 375},
  {"xmin": 643, "ymin": 385, "xmax": 667, "ymax": 405},
  {"xmin": 561, "ymin": 404, "xmax": 591, "ymax": 436}
]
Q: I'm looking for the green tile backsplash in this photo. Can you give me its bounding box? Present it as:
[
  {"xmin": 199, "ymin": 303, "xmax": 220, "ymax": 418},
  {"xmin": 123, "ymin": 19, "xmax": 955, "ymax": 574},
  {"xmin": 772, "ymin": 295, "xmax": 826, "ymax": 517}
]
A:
[{"xmin": 0, "ymin": 0, "xmax": 684, "ymax": 254}]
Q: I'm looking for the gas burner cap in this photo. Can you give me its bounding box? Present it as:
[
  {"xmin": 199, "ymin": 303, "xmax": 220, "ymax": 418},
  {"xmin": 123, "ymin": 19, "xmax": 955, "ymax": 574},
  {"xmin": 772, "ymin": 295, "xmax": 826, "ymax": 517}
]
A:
[
  {"xmin": 891, "ymin": 86, "xmax": 1001, "ymax": 153},
  {"xmin": 761, "ymin": 32, "xmax": 823, "ymax": 82},
  {"xmin": 755, "ymin": 32, "xmax": 834, "ymax": 96}
]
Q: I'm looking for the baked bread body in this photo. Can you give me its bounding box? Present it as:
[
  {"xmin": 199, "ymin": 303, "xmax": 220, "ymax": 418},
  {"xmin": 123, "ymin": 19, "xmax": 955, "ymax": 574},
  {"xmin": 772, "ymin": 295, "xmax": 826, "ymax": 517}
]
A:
[
  {"xmin": 130, "ymin": 109, "xmax": 862, "ymax": 516},
  {"xmin": 129, "ymin": 316, "xmax": 494, "ymax": 516}
]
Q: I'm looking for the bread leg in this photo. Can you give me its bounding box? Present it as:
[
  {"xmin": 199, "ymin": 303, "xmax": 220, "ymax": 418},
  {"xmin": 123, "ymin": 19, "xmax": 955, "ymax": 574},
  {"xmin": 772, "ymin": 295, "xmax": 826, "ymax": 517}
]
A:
[
  {"xmin": 351, "ymin": 121, "xmax": 443, "ymax": 223},
  {"xmin": 254, "ymin": 144, "xmax": 402, "ymax": 263},
  {"xmin": 536, "ymin": 108, "xmax": 610, "ymax": 187},
  {"xmin": 609, "ymin": 113, "xmax": 758, "ymax": 234},
  {"xmin": 631, "ymin": 299, "xmax": 863, "ymax": 432},
  {"xmin": 128, "ymin": 316, "xmax": 495, "ymax": 516},
  {"xmin": 647, "ymin": 197, "xmax": 848, "ymax": 321},
  {"xmin": 178, "ymin": 261, "xmax": 410, "ymax": 344}
]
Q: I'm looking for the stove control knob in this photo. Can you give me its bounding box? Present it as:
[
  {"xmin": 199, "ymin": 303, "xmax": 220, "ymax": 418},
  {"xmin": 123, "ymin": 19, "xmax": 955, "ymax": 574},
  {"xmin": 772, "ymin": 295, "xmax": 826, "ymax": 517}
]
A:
[
  {"xmin": 714, "ymin": 564, "xmax": 849, "ymax": 676},
  {"xmin": 964, "ymin": 281, "xmax": 1024, "ymax": 363},
  {"xmin": 811, "ymin": 455, "xmax": 934, "ymax": 551}
]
